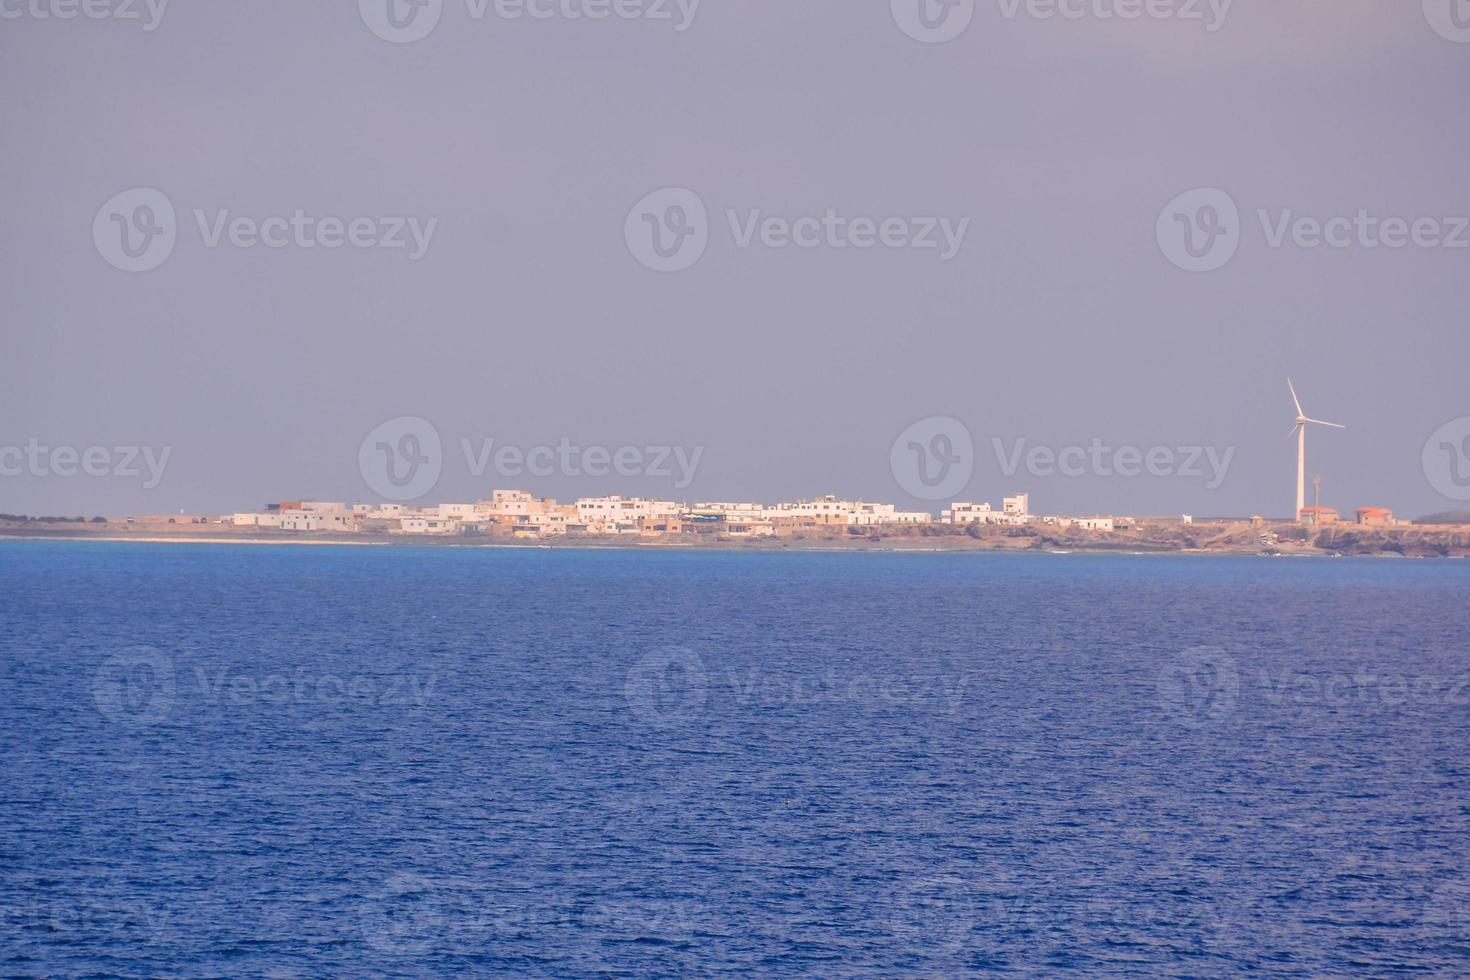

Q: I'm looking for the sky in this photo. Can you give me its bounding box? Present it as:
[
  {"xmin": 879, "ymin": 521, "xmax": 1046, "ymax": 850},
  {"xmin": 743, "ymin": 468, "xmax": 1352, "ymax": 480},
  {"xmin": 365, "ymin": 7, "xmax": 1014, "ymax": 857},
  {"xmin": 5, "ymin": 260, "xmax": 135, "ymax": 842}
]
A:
[{"xmin": 2, "ymin": 0, "xmax": 1468, "ymax": 520}]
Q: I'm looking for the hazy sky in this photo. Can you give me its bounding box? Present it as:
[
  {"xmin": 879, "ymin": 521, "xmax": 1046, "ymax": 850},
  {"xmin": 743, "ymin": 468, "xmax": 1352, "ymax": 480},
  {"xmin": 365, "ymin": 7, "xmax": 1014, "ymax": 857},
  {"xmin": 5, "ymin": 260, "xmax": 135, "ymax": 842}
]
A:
[{"xmin": 3, "ymin": 0, "xmax": 1467, "ymax": 519}]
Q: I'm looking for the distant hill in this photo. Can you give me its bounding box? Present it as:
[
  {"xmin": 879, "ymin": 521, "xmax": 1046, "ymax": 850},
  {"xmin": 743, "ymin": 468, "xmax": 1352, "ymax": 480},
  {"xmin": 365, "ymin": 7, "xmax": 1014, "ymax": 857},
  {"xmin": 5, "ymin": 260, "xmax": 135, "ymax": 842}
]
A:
[{"xmin": 1416, "ymin": 511, "xmax": 1470, "ymax": 525}]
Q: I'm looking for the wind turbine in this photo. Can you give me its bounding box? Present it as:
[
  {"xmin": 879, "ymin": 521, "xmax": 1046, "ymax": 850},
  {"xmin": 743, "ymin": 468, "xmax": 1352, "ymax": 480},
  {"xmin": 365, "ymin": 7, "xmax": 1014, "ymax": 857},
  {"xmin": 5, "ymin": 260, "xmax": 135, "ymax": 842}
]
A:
[{"xmin": 1289, "ymin": 379, "xmax": 1345, "ymax": 521}]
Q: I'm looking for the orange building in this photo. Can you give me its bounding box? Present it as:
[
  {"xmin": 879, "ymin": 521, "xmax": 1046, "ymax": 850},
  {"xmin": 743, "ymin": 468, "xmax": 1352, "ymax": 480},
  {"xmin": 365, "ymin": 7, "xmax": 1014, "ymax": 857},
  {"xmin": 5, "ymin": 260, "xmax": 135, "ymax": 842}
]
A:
[
  {"xmin": 1355, "ymin": 507, "xmax": 1394, "ymax": 527},
  {"xmin": 1298, "ymin": 506, "xmax": 1339, "ymax": 525}
]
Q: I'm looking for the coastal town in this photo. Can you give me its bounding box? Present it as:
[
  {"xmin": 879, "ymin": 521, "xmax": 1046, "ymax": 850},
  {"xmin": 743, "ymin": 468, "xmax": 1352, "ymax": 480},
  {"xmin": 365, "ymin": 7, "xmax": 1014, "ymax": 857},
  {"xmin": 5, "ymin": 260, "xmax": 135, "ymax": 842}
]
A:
[
  {"xmin": 6, "ymin": 487, "xmax": 1449, "ymax": 559},
  {"xmin": 203, "ymin": 488, "xmax": 1415, "ymax": 539}
]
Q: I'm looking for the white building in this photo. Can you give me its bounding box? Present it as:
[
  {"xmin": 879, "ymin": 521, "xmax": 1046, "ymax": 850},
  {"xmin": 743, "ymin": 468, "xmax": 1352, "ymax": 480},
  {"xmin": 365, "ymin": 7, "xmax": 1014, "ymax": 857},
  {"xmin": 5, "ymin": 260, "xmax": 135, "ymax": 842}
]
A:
[
  {"xmin": 691, "ymin": 502, "xmax": 767, "ymax": 519},
  {"xmin": 855, "ymin": 503, "xmax": 930, "ymax": 525},
  {"xmin": 477, "ymin": 490, "xmax": 536, "ymax": 518},
  {"xmin": 942, "ymin": 498, "xmax": 1034, "ymax": 526},
  {"xmin": 399, "ymin": 516, "xmax": 463, "ymax": 535},
  {"xmin": 775, "ymin": 496, "xmax": 859, "ymax": 524},
  {"xmin": 942, "ymin": 502, "xmax": 993, "ymax": 524},
  {"xmin": 575, "ymin": 497, "xmax": 682, "ymax": 527},
  {"xmin": 469, "ymin": 491, "xmax": 578, "ymax": 535},
  {"xmin": 279, "ymin": 513, "xmax": 328, "ymax": 532},
  {"xmin": 768, "ymin": 496, "xmax": 929, "ymax": 526}
]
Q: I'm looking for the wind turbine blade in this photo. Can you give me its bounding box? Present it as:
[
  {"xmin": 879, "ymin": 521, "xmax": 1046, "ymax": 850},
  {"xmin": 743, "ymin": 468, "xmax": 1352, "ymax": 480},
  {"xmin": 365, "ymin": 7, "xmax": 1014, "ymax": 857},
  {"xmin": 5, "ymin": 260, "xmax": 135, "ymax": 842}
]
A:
[
  {"xmin": 1288, "ymin": 379, "xmax": 1303, "ymax": 416},
  {"xmin": 1304, "ymin": 418, "xmax": 1346, "ymax": 429}
]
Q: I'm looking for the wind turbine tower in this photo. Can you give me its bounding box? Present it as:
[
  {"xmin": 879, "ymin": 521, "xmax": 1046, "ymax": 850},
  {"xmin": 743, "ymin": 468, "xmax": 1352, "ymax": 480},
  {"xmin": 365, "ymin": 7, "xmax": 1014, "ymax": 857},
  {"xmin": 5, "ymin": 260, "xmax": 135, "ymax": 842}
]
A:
[{"xmin": 1289, "ymin": 380, "xmax": 1345, "ymax": 521}]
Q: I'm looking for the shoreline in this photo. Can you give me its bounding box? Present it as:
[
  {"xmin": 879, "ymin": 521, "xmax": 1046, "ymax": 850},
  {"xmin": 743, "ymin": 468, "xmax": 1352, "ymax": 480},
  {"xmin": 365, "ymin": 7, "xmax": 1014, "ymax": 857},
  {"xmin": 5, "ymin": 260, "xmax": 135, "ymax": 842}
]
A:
[{"xmin": 1, "ymin": 528, "xmax": 1465, "ymax": 558}]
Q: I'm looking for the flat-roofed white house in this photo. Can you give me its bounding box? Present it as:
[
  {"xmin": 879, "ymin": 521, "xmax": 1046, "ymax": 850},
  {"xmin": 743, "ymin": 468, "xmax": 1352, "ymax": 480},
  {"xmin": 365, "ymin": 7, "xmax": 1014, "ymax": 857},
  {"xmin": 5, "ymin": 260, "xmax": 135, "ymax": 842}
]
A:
[
  {"xmin": 576, "ymin": 497, "xmax": 682, "ymax": 525},
  {"xmin": 472, "ymin": 491, "xmax": 577, "ymax": 534},
  {"xmin": 279, "ymin": 513, "xmax": 328, "ymax": 532},
  {"xmin": 398, "ymin": 516, "xmax": 463, "ymax": 535},
  {"xmin": 1003, "ymin": 493, "xmax": 1030, "ymax": 517},
  {"xmin": 478, "ymin": 490, "xmax": 536, "ymax": 518},
  {"xmin": 942, "ymin": 502, "xmax": 992, "ymax": 524}
]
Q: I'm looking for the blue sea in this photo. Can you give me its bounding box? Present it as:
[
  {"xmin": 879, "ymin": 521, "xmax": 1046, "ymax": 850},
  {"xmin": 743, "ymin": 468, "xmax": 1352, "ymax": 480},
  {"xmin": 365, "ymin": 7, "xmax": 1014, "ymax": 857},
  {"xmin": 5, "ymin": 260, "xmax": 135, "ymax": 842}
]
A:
[{"xmin": 2, "ymin": 541, "xmax": 1468, "ymax": 976}]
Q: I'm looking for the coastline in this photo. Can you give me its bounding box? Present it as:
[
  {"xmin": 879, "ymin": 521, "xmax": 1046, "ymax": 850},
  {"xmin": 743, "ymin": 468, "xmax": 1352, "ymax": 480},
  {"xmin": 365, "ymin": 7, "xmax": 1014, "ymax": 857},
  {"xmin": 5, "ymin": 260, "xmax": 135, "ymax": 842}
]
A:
[{"xmin": 2, "ymin": 526, "xmax": 1466, "ymax": 558}]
